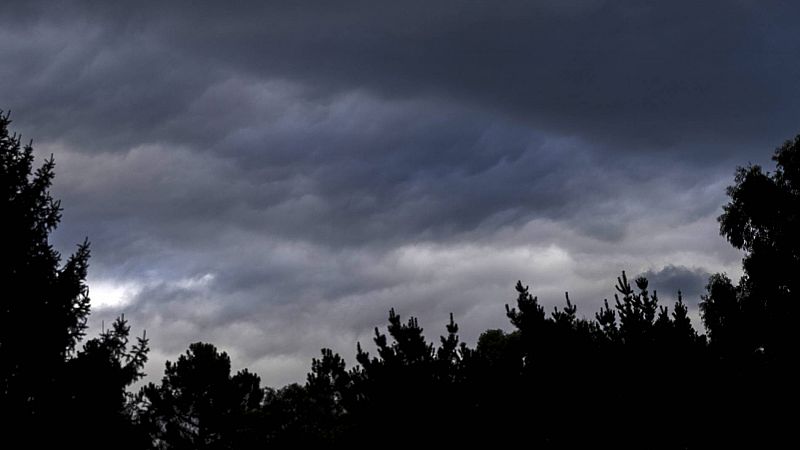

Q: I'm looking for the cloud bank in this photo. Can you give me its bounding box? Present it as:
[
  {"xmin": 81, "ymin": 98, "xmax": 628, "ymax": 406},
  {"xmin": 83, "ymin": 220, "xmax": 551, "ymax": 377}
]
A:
[{"xmin": 4, "ymin": 0, "xmax": 793, "ymax": 385}]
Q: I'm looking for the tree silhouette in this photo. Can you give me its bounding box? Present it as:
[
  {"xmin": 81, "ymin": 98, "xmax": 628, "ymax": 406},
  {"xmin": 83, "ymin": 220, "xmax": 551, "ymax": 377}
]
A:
[
  {"xmin": 697, "ymin": 134, "xmax": 800, "ymax": 446},
  {"xmin": 715, "ymin": 134, "xmax": 800, "ymax": 361},
  {"xmin": 0, "ymin": 111, "xmax": 148, "ymax": 447},
  {"xmin": 65, "ymin": 315, "xmax": 150, "ymax": 448},
  {"xmin": 0, "ymin": 111, "xmax": 92, "ymax": 427},
  {"xmin": 700, "ymin": 273, "xmax": 744, "ymax": 357},
  {"xmin": 139, "ymin": 342, "xmax": 264, "ymax": 449},
  {"xmin": 349, "ymin": 309, "xmax": 471, "ymax": 445},
  {"xmin": 5, "ymin": 104, "xmax": 796, "ymax": 447},
  {"xmin": 258, "ymin": 348, "xmax": 354, "ymax": 446}
]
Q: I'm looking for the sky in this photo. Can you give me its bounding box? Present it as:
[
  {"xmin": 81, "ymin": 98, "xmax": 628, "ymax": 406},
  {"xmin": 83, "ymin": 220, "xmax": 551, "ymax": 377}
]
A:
[{"xmin": 2, "ymin": 0, "xmax": 798, "ymax": 387}]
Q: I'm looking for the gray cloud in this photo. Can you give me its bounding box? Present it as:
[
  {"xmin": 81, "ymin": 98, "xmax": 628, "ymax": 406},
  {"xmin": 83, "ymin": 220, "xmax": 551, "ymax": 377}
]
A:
[
  {"xmin": 639, "ymin": 265, "xmax": 713, "ymax": 304},
  {"xmin": 5, "ymin": 1, "xmax": 800, "ymax": 156},
  {"xmin": 0, "ymin": 1, "xmax": 783, "ymax": 385},
  {"xmin": 636, "ymin": 264, "xmax": 717, "ymax": 331}
]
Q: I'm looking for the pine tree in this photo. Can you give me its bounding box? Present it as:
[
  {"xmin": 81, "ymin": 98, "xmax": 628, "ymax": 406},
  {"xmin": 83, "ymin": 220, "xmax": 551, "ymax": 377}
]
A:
[
  {"xmin": 1, "ymin": 111, "xmax": 93, "ymax": 432},
  {"xmin": 66, "ymin": 315, "xmax": 150, "ymax": 448},
  {"xmin": 0, "ymin": 110, "xmax": 148, "ymax": 446},
  {"xmin": 139, "ymin": 342, "xmax": 263, "ymax": 449}
]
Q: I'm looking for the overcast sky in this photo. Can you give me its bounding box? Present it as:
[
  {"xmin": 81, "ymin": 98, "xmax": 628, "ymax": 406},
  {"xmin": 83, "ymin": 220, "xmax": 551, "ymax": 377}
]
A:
[{"xmin": 3, "ymin": 0, "xmax": 798, "ymax": 386}]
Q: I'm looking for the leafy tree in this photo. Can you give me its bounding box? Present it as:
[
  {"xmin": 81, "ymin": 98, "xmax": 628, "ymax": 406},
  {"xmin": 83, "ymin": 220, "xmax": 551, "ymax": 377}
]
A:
[
  {"xmin": 714, "ymin": 135, "xmax": 800, "ymax": 360},
  {"xmin": 695, "ymin": 134, "xmax": 800, "ymax": 447},
  {"xmin": 700, "ymin": 273, "xmax": 744, "ymax": 357}
]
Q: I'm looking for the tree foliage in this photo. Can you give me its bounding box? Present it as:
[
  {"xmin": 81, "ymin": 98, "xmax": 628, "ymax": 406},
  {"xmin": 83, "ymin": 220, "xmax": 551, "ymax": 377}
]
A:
[
  {"xmin": 139, "ymin": 342, "xmax": 263, "ymax": 450},
  {"xmin": 0, "ymin": 111, "xmax": 91, "ymax": 419},
  {"xmin": 713, "ymin": 135, "xmax": 800, "ymax": 360}
]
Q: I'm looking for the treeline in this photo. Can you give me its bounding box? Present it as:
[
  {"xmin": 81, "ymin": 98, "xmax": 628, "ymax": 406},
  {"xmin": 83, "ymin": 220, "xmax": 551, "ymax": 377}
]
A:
[
  {"xmin": 136, "ymin": 277, "xmax": 706, "ymax": 448},
  {"xmin": 1, "ymin": 111, "xmax": 796, "ymax": 448}
]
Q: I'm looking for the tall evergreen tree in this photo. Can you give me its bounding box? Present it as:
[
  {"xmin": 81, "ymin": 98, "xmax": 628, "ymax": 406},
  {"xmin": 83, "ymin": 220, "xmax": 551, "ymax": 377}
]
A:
[
  {"xmin": 0, "ymin": 111, "xmax": 92, "ymax": 427},
  {"xmin": 0, "ymin": 111, "xmax": 148, "ymax": 446}
]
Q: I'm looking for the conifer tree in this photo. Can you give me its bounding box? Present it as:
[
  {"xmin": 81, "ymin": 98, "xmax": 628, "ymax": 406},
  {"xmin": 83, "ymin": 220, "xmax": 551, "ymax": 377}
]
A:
[
  {"xmin": 0, "ymin": 110, "xmax": 149, "ymax": 446},
  {"xmin": 0, "ymin": 111, "xmax": 92, "ymax": 425},
  {"xmin": 139, "ymin": 342, "xmax": 263, "ymax": 449}
]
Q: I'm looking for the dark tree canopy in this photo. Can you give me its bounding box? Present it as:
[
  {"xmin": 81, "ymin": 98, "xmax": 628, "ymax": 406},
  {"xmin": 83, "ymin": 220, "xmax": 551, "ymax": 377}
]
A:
[
  {"xmin": 714, "ymin": 135, "xmax": 800, "ymax": 360},
  {"xmin": 139, "ymin": 342, "xmax": 263, "ymax": 450}
]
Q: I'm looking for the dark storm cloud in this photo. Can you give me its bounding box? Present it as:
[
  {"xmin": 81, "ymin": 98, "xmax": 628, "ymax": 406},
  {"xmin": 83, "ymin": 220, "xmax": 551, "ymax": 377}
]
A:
[
  {"xmin": 5, "ymin": 1, "xmax": 800, "ymax": 157},
  {"xmin": 639, "ymin": 265, "xmax": 713, "ymax": 304},
  {"xmin": 0, "ymin": 0, "xmax": 787, "ymax": 384},
  {"xmin": 45, "ymin": 84, "xmax": 694, "ymax": 257}
]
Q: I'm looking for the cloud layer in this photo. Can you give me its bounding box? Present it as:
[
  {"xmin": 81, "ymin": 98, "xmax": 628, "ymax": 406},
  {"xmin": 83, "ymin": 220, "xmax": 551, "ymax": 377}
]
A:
[{"xmin": 3, "ymin": 0, "xmax": 793, "ymax": 385}]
